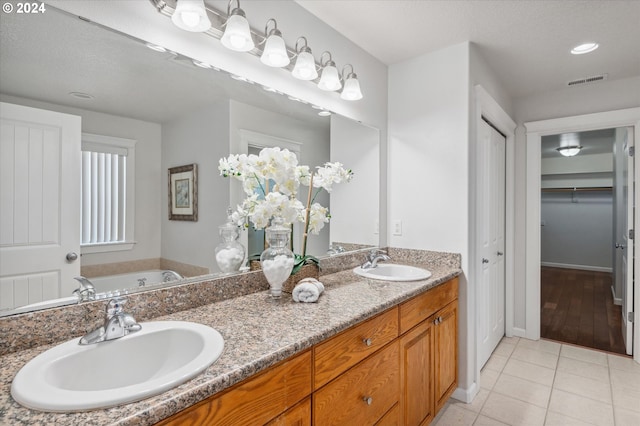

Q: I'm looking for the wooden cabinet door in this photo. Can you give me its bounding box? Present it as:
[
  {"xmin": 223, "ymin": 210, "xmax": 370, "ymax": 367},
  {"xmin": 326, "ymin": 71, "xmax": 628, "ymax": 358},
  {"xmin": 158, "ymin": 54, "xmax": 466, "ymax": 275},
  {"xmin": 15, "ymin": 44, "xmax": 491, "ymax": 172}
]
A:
[
  {"xmin": 434, "ymin": 301, "xmax": 458, "ymax": 411},
  {"xmin": 399, "ymin": 318, "xmax": 434, "ymax": 426},
  {"xmin": 266, "ymin": 397, "xmax": 311, "ymax": 426}
]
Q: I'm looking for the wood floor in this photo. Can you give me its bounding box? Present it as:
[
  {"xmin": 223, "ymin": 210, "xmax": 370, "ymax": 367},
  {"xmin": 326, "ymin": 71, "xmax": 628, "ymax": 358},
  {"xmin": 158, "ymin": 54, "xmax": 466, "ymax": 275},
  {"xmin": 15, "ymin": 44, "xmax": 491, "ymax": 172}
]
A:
[{"xmin": 540, "ymin": 266, "xmax": 626, "ymax": 355}]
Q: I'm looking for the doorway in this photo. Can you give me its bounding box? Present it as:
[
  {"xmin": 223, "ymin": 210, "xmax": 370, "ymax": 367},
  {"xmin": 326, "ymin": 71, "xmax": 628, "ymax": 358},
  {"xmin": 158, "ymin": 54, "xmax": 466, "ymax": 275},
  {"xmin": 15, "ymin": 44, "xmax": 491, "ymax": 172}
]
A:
[
  {"xmin": 524, "ymin": 108, "xmax": 640, "ymax": 362},
  {"xmin": 539, "ymin": 128, "xmax": 629, "ymax": 354}
]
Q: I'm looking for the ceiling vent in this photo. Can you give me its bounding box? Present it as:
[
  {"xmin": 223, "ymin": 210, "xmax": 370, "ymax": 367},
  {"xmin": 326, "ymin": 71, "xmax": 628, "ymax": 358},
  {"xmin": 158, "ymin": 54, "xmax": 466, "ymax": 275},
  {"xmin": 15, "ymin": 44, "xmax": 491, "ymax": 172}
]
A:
[{"xmin": 567, "ymin": 73, "xmax": 608, "ymax": 87}]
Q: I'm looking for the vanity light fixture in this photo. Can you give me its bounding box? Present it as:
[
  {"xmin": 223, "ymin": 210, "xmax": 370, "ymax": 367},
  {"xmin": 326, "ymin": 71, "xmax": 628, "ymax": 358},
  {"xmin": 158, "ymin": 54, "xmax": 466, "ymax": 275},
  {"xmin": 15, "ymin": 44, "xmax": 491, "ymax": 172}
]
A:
[
  {"xmin": 318, "ymin": 51, "xmax": 342, "ymax": 92},
  {"xmin": 221, "ymin": 0, "xmax": 254, "ymax": 52},
  {"xmin": 571, "ymin": 42, "xmax": 599, "ymax": 55},
  {"xmin": 340, "ymin": 64, "xmax": 363, "ymax": 100},
  {"xmin": 171, "ymin": 0, "xmax": 211, "ymax": 32},
  {"xmin": 260, "ymin": 19, "xmax": 290, "ymax": 67},
  {"xmin": 556, "ymin": 145, "xmax": 582, "ymax": 157},
  {"xmin": 291, "ymin": 37, "xmax": 318, "ymax": 81}
]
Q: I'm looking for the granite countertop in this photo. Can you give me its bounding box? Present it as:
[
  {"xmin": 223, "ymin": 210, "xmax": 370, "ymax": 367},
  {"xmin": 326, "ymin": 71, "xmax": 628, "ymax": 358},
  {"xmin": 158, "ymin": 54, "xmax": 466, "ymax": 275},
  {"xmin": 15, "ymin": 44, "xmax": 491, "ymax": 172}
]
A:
[{"xmin": 0, "ymin": 256, "xmax": 461, "ymax": 426}]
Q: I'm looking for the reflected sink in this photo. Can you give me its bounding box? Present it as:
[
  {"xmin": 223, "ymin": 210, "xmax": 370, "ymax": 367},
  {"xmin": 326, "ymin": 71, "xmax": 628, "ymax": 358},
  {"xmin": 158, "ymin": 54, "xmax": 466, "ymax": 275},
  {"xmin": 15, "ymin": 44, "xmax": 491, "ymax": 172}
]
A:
[
  {"xmin": 11, "ymin": 321, "xmax": 224, "ymax": 412},
  {"xmin": 353, "ymin": 264, "xmax": 432, "ymax": 282}
]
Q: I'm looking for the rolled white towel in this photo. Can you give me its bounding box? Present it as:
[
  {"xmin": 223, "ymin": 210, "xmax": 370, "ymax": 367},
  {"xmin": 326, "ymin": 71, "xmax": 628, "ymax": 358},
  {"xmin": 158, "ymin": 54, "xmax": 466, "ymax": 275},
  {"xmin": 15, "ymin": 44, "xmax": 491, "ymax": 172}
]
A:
[{"xmin": 292, "ymin": 278, "xmax": 325, "ymax": 303}]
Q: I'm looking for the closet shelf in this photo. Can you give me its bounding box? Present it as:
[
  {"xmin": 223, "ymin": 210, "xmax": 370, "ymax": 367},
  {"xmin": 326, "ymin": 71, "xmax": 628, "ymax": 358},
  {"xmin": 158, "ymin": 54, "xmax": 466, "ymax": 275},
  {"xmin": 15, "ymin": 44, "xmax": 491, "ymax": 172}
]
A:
[{"xmin": 541, "ymin": 186, "xmax": 613, "ymax": 192}]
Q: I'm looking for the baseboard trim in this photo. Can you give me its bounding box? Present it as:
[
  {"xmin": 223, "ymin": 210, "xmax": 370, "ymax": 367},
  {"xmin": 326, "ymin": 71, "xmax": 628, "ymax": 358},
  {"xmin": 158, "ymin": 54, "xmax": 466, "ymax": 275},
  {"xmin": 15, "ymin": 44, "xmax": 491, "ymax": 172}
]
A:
[
  {"xmin": 611, "ymin": 285, "xmax": 623, "ymax": 305},
  {"xmin": 451, "ymin": 382, "xmax": 478, "ymax": 404},
  {"xmin": 541, "ymin": 262, "xmax": 612, "ymax": 273},
  {"xmin": 510, "ymin": 327, "xmax": 527, "ymax": 338}
]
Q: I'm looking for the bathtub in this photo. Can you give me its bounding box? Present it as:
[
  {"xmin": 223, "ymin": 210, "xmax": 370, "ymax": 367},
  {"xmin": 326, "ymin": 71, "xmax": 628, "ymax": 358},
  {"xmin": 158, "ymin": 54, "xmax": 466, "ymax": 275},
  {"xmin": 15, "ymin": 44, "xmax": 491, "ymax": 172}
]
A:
[{"xmin": 5, "ymin": 270, "xmax": 183, "ymax": 316}]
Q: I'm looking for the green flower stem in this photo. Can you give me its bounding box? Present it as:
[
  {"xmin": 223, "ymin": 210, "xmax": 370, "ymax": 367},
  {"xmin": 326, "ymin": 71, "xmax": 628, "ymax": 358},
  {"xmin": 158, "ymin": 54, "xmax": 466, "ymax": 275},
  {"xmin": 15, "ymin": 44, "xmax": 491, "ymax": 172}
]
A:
[{"xmin": 302, "ymin": 172, "xmax": 314, "ymax": 257}]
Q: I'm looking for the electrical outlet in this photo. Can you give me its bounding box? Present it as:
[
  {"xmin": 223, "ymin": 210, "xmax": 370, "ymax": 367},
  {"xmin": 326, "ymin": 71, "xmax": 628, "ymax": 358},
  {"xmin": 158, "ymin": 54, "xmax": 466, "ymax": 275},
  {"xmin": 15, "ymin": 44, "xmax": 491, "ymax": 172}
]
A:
[{"xmin": 393, "ymin": 220, "xmax": 402, "ymax": 236}]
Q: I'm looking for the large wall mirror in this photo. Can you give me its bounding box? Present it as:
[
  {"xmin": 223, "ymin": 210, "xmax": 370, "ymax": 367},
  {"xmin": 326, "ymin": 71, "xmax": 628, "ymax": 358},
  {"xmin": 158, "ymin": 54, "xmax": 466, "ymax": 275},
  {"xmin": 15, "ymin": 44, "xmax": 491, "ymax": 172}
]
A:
[{"xmin": 0, "ymin": 4, "xmax": 380, "ymax": 316}]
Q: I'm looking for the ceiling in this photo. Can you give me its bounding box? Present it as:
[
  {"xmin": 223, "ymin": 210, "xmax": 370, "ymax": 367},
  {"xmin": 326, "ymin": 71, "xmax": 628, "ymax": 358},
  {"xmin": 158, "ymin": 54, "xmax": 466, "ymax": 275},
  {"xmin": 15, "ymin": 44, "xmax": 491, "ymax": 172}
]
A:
[
  {"xmin": 541, "ymin": 128, "xmax": 616, "ymax": 158},
  {"xmin": 0, "ymin": 5, "xmax": 325, "ymax": 125},
  {"xmin": 295, "ymin": 0, "xmax": 640, "ymax": 99}
]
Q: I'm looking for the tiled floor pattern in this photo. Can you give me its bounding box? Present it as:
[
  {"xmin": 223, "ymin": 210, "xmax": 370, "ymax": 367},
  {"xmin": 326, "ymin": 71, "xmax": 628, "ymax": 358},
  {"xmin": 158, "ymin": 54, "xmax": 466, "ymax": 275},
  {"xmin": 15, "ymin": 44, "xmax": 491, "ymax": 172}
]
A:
[{"xmin": 433, "ymin": 337, "xmax": 640, "ymax": 426}]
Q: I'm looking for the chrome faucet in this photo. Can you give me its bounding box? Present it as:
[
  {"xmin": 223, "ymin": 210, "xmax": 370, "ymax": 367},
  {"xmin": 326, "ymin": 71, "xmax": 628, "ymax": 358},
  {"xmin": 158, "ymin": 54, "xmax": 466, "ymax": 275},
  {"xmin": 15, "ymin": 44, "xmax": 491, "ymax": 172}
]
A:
[
  {"xmin": 79, "ymin": 298, "xmax": 142, "ymax": 345},
  {"xmin": 361, "ymin": 249, "xmax": 391, "ymax": 269},
  {"xmin": 73, "ymin": 276, "xmax": 96, "ymax": 302},
  {"xmin": 162, "ymin": 270, "xmax": 182, "ymax": 282},
  {"xmin": 137, "ymin": 277, "xmax": 147, "ymax": 287}
]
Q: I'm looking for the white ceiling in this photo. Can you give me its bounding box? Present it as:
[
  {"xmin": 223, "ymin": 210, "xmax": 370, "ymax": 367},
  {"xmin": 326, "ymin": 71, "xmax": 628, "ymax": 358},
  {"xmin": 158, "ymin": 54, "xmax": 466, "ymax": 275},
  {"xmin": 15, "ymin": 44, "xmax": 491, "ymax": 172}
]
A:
[{"xmin": 295, "ymin": 0, "xmax": 640, "ymax": 98}]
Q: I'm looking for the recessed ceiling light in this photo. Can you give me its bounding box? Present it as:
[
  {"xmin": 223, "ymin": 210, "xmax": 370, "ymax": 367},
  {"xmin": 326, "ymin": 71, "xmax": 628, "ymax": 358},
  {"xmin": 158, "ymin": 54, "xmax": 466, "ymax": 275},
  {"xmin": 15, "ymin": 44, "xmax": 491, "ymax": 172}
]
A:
[
  {"xmin": 68, "ymin": 92, "xmax": 94, "ymax": 100},
  {"xmin": 145, "ymin": 43, "xmax": 167, "ymax": 53},
  {"xmin": 318, "ymin": 110, "xmax": 332, "ymax": 117},
  {"xmin": 311, "ymin": 105, "xmax": 323, "ymax": 110},
  {"xmin": 571, "ymin": 42, "xmax": 599, "ymax": 55},
  {"xmin": 192, "ymin": 60, "xmax": 213, "ymax": 69}
]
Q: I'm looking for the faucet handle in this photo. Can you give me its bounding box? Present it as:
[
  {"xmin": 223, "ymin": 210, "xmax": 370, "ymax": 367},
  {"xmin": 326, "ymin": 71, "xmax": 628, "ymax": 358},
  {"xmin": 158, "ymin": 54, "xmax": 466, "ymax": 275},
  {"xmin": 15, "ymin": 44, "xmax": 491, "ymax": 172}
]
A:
[
  {"xmin": 367, "ymin": 248, "xmax": 387, "ymax": 260},
  {"xmin": 105, "ymin": 297, "xmax": 127, "ymax": 317}
]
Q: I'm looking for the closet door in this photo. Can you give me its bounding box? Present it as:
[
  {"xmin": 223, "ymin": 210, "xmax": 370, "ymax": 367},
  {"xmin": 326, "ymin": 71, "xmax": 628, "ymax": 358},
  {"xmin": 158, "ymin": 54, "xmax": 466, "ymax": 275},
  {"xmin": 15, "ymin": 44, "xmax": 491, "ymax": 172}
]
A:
[{"xmin": 478, "ymin": 118, "xmax": 506, "ymax": 368}]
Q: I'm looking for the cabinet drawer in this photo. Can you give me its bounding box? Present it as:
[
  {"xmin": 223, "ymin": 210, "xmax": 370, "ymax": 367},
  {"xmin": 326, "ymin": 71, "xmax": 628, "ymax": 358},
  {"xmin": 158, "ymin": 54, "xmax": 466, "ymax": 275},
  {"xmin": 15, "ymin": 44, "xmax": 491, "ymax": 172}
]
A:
[
  {"xmin": 314, "ymin": 307, "xmax": 399, "ymax": 389},
  {"xmin": 314, "ymin": 341, "xmax": 400, "ymax": 426},
  {"xmin": 376, "ymin": 403, "xmax": 400, "ymax": 426},
  {"xmin": 400, "ymin": 277, "xmax": 458, "ymax": 334},
  {"xmin": 156, "ymin": 350, "xmax": 311, "ymax": 426}
]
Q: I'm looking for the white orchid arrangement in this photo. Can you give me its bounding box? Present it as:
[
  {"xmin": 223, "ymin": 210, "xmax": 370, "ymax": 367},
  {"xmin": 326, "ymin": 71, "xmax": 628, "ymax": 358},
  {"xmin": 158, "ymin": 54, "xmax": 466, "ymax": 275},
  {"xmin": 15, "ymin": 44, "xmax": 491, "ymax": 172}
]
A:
[{"xmin": 219, "ymin": 147, "xmax": 353, "ymax": 272}]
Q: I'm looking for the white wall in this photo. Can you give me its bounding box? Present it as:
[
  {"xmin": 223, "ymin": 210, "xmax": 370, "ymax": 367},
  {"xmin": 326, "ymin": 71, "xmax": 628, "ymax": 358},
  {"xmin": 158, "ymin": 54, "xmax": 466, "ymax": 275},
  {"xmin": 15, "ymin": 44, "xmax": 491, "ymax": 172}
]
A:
[
  {"xmin": 541, "ymin": 191, "xmax": 613, "ymax": 270},
  {"xmin": 229, "ymin": 100, "xmax": 330, "ymax": 256},
  {"xmin": 512, "ymin": 76, "xmax": 640, "ymax": 330},
  {"xmin": 0, "ymin": 94, "xmax": 163, "ymax": 266},
  {"xmin": 330, "ymin": 114, "xmax": 379, "ymax": 248},
  {"xmin": 161, "ymin": 100, "xmax": 230, "ymax": 273},
  {"xmin": 389, "ymin": 41, "xmax": 474, "ymax": 395}
]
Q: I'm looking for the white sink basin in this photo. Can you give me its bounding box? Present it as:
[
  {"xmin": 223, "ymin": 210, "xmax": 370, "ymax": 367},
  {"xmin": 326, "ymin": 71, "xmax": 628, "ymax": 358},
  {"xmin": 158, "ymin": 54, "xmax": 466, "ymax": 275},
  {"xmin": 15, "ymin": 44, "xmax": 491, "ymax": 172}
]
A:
[
  {"xmin": 11, "ymin": 321, "xmax": 224, "ymax": 412},
  {"xmin": 353, "ymin": 264, "xmax": 432, "ymax": 282}
]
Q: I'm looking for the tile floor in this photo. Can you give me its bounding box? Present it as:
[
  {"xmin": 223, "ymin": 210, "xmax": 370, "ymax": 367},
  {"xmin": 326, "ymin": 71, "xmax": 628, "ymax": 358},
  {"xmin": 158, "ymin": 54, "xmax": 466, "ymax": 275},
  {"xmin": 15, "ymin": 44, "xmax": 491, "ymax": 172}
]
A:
[{"xmin": 433, "ymin": 337, "xmax": 640, "ymax": 426}]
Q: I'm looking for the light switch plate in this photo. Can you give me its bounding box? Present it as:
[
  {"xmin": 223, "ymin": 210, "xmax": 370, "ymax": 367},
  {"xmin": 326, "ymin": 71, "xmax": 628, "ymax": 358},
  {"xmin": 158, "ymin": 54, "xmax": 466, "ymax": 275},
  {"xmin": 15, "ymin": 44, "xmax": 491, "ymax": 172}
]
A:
[{"xmin": 393, "ymin": 220, "xmax": 402, "ymax": 236}]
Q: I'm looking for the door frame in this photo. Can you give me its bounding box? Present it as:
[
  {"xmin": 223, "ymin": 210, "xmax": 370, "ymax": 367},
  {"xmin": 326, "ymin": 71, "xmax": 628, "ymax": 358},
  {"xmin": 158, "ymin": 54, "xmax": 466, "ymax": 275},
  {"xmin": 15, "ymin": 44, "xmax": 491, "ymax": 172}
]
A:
[
  {"xmin": 524, "ymin": 107, "xmax": 640, "ymax": 361},
  {"xmin": 472, "ymin": 86, "xmax": 516, "ymax": 397}
]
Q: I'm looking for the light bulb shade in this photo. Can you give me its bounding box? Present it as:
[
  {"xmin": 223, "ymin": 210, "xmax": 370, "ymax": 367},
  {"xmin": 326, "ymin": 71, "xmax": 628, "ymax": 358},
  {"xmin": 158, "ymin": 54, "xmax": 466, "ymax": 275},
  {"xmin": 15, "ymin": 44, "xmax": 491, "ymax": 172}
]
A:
[
  {"xmin": 292, "ymin": 50, "xmax": 318, "ymax": 80},
  {"xmin": 318, "ymin": 64, "xmax": 342, "ymax": 91},
  {"xmin": 171, "ymin": 0, "xmax": 211, "ymax": 32},
  {"xmin": 260, "ymin": 33, "xmax": 290, "ymax": 67},
  {"xmin": 221, "ymin": 12, "xmax": 255, "ymax": 52},
  {"xmin": 556, "ymin": 145, "xmax": 582, "ymax": 157},
  {"xmin": 341, "ymin": 75, "xmax": 363, "ymax": 100}
]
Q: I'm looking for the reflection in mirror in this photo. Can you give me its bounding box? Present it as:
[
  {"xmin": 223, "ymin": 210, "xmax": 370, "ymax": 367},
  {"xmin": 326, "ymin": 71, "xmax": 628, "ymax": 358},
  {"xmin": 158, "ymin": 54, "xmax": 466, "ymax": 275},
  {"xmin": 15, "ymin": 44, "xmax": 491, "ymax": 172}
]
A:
[{"xmin": 0, "ymin": 5, "xmax": 379, "ymax": 316}]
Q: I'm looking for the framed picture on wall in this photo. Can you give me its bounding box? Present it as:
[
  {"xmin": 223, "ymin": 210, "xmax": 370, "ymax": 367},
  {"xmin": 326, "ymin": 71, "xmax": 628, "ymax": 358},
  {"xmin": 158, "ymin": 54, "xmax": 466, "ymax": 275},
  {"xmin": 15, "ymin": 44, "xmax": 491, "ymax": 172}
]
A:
[{"xmin": 168, "ymin": 163, "xmax": 198, "ymax": 221}]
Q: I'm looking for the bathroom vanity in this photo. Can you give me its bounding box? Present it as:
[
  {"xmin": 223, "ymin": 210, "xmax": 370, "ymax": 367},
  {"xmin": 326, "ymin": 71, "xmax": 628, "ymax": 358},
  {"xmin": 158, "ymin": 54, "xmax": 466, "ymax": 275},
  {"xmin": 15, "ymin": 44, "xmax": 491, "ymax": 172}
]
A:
[{"xmin": 0, "ymin": 249, "xmax": 461, "ymax": 426}]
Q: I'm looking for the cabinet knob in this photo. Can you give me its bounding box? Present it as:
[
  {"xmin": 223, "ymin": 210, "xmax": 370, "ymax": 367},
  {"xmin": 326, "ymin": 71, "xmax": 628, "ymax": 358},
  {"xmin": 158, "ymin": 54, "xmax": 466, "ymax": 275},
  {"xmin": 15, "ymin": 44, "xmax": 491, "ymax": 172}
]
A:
[
  {"xmin": 434, "ymin": 316, "xmax": 443, "ymax": 325},
  {"xmin": 363, "ymin": 396, "xmax": 373, "ymax": 405},
  {"xmin": 482, "ymin": 258, "xmax": 489, "ymax": 264},
  {"xmin": 497, "ymin": 251, "xmax": 504, "ymax": 256},
  {"xmin": 363, "ymin": 338, "xmax": 372, "ymax": 347}
]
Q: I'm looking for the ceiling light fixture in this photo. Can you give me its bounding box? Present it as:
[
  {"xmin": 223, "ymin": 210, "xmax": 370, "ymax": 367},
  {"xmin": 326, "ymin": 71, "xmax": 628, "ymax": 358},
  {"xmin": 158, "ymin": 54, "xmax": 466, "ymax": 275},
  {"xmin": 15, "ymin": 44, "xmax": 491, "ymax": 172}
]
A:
[
  {"xmin": 318, "ymin": 110, "xmax": 332, "ymax": 117},
  {"xmin": 221, "ymin": 0, "xmax": 254, "ymax": 52},
  {"xmin": 260, "ymin": 19, "xmax": 289, "ymax": 67},
  {"xmin": 340, "ymin": 64, "xmax": 363, "ymax": 100},
  {"xmin": 291, "ymin": 37, "xmax": 318, "ymax": 81},
  {"xmin": 571, "ymin": 42, "xmax": 599, "ymax": 55},
  {"xmin": 318, "ymin": 51, "xmax": 342, "ymax": 92},
  {"xmin": 556, "ymin": 145, "xmax": 582, "ymax": 157},
  {"xmin": 192, "ymin": 59, "xmax": 213, "ymax": 69},
  {"xmin": 171, "ymin": 0, "xmax": 211, "ymax": 32}
]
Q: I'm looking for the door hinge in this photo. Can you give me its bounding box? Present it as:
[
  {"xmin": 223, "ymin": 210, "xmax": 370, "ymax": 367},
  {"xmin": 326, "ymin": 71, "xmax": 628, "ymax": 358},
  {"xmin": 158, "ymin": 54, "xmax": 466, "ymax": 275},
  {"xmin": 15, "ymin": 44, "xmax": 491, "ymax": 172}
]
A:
[
  {"xmin": 629, "ymin": 229, "xmax": 634, "ymax": 240},
  {"xmin": 629, "ymin": 146, "xmax": 635, "ymax": 157},
  {"xmin": 629, "ymin": 312, "xmax": 635, "ymax": 323}
]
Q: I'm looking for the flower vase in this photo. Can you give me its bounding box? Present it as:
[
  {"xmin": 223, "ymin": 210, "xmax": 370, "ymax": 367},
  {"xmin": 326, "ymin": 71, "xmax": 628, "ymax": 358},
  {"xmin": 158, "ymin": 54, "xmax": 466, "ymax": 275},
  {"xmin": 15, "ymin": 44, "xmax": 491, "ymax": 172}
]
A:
[
  {"xmin": 260, "ymin": 218, "xmax": 295, "ymax": 298},
  {"xmin": 282, "ymin": 262, "xmax": 320, "ymax": 294}
]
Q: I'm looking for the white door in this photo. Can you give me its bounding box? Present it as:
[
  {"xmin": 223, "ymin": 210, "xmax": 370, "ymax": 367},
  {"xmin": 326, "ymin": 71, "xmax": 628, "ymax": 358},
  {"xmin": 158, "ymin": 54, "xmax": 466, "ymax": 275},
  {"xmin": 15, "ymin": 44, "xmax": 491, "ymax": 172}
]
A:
[
  {"xmin": 478, "ymin": 119, "xmax": 507, "ymax": 367},
  {"xmin": 621, "ymin": 128, "xmax": 635, "ymax": 355},
  {"xmin": 0, "ymin": 102, "xmax": 81, "ymax": 311}
]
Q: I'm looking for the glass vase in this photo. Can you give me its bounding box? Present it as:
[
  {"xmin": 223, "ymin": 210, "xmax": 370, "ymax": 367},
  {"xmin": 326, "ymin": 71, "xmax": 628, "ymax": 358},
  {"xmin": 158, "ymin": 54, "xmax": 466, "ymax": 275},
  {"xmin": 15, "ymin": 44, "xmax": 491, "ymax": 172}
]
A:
[
  {"xmin": 260, "ymin": 218, "xmax": 294, "ymax": 298},
  {"xmin": 215, "ymin": 214, "xmax": 245, "ymax": 274}
]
